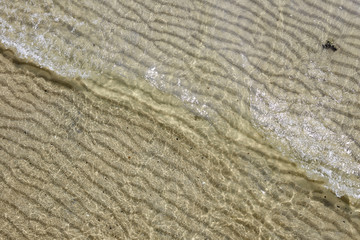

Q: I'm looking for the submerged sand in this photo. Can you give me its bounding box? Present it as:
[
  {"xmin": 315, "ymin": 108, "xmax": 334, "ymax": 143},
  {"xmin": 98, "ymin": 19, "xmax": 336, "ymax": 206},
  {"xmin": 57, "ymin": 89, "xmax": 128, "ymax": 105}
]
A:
[{"xmin": 1, "ymin": 0, "xmax": 360, "ymax": 239}]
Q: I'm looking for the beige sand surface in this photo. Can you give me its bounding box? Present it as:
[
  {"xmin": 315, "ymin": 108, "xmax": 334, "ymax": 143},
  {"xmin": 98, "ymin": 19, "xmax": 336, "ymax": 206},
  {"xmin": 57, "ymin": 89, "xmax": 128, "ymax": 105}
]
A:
[{"xmin": 1, "ymin": 0, "xmax": 360, "ymax": 239}]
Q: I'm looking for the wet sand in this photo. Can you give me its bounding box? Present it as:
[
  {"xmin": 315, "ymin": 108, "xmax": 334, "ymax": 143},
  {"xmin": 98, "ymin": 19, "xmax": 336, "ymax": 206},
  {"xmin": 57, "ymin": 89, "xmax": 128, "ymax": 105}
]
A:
[{"xmin": 1, "ymin": 0, "xmax": 360, "ymax": 239}]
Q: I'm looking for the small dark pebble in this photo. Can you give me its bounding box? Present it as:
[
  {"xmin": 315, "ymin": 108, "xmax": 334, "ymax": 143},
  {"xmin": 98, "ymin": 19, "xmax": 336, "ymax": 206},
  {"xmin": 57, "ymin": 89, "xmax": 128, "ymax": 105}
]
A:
[{"xmin": 322, "ymin": 40, "xmax": 337, "ymax": 52}]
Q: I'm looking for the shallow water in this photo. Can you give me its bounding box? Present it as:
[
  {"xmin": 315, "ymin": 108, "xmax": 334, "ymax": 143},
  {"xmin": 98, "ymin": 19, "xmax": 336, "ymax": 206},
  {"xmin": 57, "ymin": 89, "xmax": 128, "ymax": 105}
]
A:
[{"xmin": 1, "ymin": 0, "xmax": 360, "ymax": 239}]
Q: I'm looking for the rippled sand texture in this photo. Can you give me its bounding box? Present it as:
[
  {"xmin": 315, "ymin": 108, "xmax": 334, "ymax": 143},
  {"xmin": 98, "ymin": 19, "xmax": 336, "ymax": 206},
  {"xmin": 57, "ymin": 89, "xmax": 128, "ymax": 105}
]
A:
[{"xmin": 1, "ymin": 0, "xmax": 360, "ymax": 239}]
